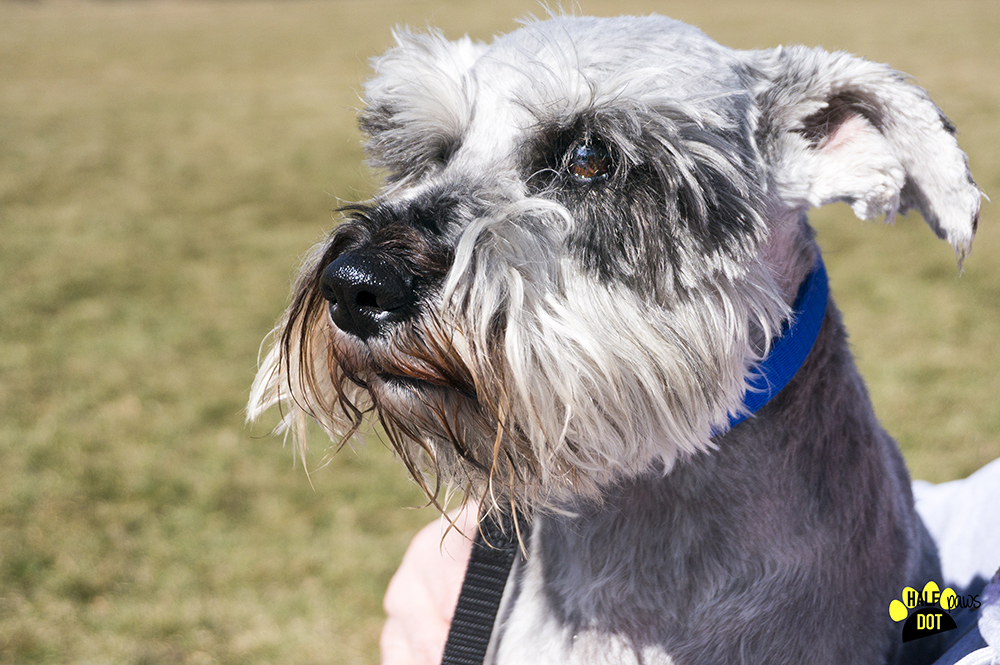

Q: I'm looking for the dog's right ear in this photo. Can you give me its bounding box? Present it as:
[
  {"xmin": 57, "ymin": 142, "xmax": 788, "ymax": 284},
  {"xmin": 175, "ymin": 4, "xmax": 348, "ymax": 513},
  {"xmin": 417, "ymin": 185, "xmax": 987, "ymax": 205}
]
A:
[
  {"xmin": 755, "ymin": 45, "xmax": 981, "ymax": 260},
  {"xmin": 360, "ymin": 30, "xmax": 487, "ymax": 183}
]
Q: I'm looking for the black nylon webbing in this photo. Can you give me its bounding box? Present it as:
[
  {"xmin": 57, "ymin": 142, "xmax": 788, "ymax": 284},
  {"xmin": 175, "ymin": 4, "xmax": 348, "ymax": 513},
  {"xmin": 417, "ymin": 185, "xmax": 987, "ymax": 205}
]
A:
[{"xmin": 440, "ymin": 510, "xmax": 526, "ymax": 665}]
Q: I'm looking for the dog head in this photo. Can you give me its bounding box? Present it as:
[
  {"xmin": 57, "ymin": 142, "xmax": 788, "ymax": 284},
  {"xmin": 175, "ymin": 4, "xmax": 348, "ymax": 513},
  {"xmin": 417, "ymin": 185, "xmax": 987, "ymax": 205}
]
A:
[{"xmin": 249, "ymin": 15, "xmax": 979, "ymax": 509}]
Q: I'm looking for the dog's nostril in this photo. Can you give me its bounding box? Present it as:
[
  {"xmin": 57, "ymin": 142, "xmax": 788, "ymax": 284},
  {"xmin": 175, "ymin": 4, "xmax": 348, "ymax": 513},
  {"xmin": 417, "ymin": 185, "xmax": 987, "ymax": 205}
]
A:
[
  {"xmin": 319, "ymin": 252, "xmax": 417, "ymax": 340},
  {"xmin": 354, "ymin": 290, "xmax": 380, "ymax": 310}
]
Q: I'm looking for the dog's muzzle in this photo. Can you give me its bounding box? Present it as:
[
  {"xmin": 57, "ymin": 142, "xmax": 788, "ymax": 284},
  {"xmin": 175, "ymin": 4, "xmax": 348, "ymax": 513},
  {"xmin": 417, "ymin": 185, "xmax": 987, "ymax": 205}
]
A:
[{"xmin": 319, "ymin": 251, "xmax": 417, "ymax": 340}]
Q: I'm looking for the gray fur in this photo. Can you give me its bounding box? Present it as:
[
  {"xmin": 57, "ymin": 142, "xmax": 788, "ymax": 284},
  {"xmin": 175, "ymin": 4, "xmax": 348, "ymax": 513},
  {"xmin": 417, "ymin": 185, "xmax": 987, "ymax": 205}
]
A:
[{"xmin": 249, "ymin": 14, "xmax": 980, "ymax": 664}]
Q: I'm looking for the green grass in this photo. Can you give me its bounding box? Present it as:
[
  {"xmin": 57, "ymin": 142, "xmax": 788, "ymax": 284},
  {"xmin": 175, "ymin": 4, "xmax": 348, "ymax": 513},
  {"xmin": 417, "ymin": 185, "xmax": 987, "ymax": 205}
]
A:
[{"xmin": 1, "ymin": 0, "xmax": 998, "ymax": 662}]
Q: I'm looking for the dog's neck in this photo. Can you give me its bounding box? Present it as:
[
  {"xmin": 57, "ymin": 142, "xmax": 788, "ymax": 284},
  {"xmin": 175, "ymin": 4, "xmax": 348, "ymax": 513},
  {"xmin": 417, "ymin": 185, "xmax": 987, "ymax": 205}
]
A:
[
  {"xmin": 502, "ymin": 301, "xmax": 922, "ymax": 663},
  {"xmin": 719, "ymin": 258, "xmax": 829, "ymax": 434}
]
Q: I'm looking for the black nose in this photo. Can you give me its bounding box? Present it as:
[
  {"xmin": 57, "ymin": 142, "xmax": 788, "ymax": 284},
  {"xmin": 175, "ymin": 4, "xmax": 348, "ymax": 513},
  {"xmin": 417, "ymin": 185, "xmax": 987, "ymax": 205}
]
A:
[{"xmin": 319, "ymin": 252, "xmax": 417, "ymax": 340}]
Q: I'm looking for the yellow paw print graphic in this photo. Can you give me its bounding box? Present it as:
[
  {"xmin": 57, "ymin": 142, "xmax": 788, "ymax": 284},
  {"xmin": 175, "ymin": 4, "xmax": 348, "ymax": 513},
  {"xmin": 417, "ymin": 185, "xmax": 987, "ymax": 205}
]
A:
[{"xmin": 889, "ymin": 581, "xmax": 958, "ymax": 643}]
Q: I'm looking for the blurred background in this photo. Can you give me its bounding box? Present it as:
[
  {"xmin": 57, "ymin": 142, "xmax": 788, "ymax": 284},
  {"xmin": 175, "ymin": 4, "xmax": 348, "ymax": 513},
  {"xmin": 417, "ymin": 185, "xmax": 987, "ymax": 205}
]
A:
[{"xmin": 1, "ymin": 0, "xmax": 997, "ymax": 662}]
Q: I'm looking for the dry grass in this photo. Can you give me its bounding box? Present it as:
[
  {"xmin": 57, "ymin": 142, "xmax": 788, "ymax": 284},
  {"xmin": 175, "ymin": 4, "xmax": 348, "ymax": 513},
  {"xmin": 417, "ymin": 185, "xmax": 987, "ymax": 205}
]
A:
[{"xmin": 1, "ymin": 0, "xmax": 997, "ymax": 662}]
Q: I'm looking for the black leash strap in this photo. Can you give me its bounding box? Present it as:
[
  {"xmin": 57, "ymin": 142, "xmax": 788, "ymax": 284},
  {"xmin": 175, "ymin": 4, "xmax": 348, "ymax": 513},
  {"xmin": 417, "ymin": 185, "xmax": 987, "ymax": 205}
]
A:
[{"xmin": 440, "ymin": 509, "xmax": 526, "ymax": 665}]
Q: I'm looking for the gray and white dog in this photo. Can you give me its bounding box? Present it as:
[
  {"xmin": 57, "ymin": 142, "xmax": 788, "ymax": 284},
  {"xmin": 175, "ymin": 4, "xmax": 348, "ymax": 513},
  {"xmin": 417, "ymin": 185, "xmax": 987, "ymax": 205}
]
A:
[{"xmin": 248, "ymin": 15, "xmax": 982, "ymax": 664}]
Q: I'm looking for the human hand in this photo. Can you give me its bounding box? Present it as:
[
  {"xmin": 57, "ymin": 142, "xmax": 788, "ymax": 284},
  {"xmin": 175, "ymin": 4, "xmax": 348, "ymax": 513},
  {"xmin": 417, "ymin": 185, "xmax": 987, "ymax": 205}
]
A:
[{"xmin": 380, "ymin": 505, "xmax": 477, "ymax": 665}]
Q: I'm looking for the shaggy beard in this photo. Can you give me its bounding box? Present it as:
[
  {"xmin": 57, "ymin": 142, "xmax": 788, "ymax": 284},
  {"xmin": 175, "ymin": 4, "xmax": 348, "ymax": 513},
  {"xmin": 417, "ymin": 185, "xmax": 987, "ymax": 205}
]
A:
[{"xmin": 248, "ymin": 220, "xmax": 787, "ymax": 516}]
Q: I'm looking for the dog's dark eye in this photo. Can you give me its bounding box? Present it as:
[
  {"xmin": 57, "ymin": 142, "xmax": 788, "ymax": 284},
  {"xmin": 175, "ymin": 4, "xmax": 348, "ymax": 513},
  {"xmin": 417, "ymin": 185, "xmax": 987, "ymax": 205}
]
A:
[{"xmin": 567, "ymin": 142, "xmax": 611, "ymax": 182}]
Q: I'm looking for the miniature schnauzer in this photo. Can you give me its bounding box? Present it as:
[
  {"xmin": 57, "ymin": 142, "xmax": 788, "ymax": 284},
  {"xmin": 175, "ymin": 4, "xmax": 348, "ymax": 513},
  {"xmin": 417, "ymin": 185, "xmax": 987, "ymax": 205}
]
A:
[{"xmin": 249, "ymin": 15, "xmax": 981, "ymax": 664}]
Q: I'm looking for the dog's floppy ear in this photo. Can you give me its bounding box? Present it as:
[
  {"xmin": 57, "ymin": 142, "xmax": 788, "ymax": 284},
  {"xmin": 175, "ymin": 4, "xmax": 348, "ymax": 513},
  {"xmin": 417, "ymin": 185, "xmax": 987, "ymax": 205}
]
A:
[
  {"xmin": 757, "ymin": 45, "xmax": 981, "ymax": 259},
  {"xmin": 360, "ymin": 30, "xmax": 487, "ymax": 182}
]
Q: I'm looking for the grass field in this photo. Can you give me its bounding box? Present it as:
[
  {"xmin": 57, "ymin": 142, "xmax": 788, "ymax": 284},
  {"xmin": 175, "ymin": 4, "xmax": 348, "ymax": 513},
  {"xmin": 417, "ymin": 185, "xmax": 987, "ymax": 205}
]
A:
[{"xmin": 1, "ymin": 0, "xmax": 998, "ymax": 662}]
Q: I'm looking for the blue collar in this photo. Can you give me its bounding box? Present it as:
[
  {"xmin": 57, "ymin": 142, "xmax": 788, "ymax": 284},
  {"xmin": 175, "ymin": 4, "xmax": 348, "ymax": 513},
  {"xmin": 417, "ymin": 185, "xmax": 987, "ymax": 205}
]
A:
[{"xmin": 720, "ymin": 259, "xmax": 829, "ymax": 434}]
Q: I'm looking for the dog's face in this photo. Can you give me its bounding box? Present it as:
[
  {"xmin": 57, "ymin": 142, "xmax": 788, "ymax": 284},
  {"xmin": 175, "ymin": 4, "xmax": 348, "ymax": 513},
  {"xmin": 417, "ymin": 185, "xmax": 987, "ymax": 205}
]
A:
[{"xmin": 249, "ymin": 15, "xmax": 978, "ymax": 508}]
